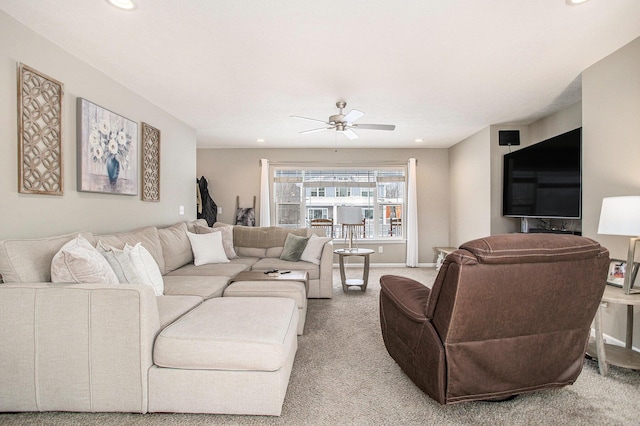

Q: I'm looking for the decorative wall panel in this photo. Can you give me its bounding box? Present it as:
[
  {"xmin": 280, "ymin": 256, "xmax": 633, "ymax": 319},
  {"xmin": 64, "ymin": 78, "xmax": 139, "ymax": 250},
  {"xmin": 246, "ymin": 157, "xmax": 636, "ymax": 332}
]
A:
[
  {"xmin": 141, "ymin": 122, "xmax": 160, "ymax": 201},
  {"xmin": 17, "ymin": 63, "xmax": 64, "ymax": 195}
]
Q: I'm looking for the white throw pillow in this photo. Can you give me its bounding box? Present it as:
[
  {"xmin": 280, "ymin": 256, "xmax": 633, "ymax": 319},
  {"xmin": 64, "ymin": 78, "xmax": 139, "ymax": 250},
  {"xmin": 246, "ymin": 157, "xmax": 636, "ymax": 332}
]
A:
[
  {"xmin": 186, "ymin": 231, "xmax": 229, "ymax": 266},
  {"xmin": 300, "ymin": 234, "xmax": 331, "ymax": 265},
  {"xmin": 51, "ymin": 235, "xmax": 118, "ymax": 284},
  {"xmin": 97, "ymin": 241, "xmax": 141, "ymax": 284},
  {"xmin": 194, "ymin": 224, "xmax": 238, "ymax": 259},
  {"xmin": 127, "ymin": 243, "xmax": 164, "ymax": 296}
]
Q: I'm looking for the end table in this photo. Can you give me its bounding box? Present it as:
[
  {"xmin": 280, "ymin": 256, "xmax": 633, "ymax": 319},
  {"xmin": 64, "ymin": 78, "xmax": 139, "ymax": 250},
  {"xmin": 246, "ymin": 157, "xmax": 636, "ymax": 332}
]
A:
[
  {"xmin": 587, "ymin": 285, "xmax": 640, "ymax": 375},
  {"xmin": 334, "ymin": 248, "xmax": 374, "ymax": 292}
]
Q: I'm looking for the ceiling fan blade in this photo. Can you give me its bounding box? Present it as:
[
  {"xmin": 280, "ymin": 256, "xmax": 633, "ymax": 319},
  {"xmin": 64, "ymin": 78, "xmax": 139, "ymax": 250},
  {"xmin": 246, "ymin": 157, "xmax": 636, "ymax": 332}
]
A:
[
  {"xmin": 290, "ymin": 115, "xmax": 330, "ymax": 124},
  {"xmin": 353, "ymin": 123, "xmax": 396, "ymax": 131},
  {"xmin": 299, "ymin": 127, "xmax": 333, "ymax": 135},
  {"xmin": 342, "ymin": 109, "xmax": 364, "ymax": 124},
  {"xmin": 340, "ymin": 129, "xmax": 359, "ymax": 140}
]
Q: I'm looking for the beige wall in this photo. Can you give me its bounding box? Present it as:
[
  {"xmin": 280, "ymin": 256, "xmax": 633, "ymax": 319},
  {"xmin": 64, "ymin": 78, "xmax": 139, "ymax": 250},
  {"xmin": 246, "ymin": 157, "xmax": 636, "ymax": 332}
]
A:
[
  {"xmin": 0, "ymin": 12, "xmax": 197, "ymax": 239},
  {"xmin": 583, "ymin": 36, "xmax": 640, "ymax": 345},
  {"xmin": 489, "ymin": 124, "xmax": 531, "ymax": 236},
  {"xmin": 449, "ymin": 127, "xmax": 491, "ymax": 247},
  {"xmin": 449, "ymin": 105, "xmax": 584, "ymax": 241},
  {"xmin": 197, "ymin": 148, "xmax": 449, "ymax": 265}
]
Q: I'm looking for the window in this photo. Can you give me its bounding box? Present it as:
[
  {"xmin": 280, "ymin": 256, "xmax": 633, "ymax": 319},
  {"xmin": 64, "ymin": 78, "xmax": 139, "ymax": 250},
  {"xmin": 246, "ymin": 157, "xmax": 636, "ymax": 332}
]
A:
[
  {"xmin": 273, "ymin": 166, "xmax": 406, "ymax": 239},
  {"xmin": 336, "ymin": 187, "xmax": 351, "ymax": 197},
  {"xmin": 309, "ymin": 187, "xmax": 325, "ymax": 197},
  {"xmin": 308, "ymin": 208, "xmax": 329, "ymax": 220}
]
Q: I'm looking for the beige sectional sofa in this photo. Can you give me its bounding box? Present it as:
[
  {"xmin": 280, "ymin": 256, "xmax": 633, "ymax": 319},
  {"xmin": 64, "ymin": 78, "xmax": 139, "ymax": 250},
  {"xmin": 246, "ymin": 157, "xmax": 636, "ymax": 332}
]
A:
[{"xmin": 0, "ymin": 220, "xmax": 333, "ymax": 416}]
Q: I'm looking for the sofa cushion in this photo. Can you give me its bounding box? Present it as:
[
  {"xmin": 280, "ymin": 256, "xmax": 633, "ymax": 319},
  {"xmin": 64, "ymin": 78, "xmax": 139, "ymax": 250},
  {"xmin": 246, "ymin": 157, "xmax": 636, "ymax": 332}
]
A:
[
  {"xmin": 266, "ymin": 247, "xmax": 283, "ymax": 258},
  {"xmin": 233, "ymin": 226, "xmax": 307, "ymax": 249},
  {"xmin": 153, "ymin": 297, "xmax": 298, "ymax": 371},
  {"xmin": 97, "ymin": 241, "xmax": 142, "ymax": 284},
  {"xmin": 186, "ymin": 219, "xmax": 208, "ymax": 233},
  {"xmin": 236, "ymin": 247, "xmax": 267, "ymax": 258},
  {"xmin": 186, "ymin": 232, "xmax": 229, "ymax": 266},
  {"xmin": 158, "ymin": 222, "xmax": 194, "ymax": 274},
  {"xmin": 0, "ymin": 232, "xmax": 95, "ymax": 283},
  {"xmin": 280, "ymin": 234, "xmax": 310, "ymax": 262},
  {"xmin": 194, "ymin": 224, "xmax": 238, "ymax": 259},
  {"xmin": 96, "ymin": 226, "xmax": 165, "ymax": 275},
  {"xmin": 51, "ymin": 235, "xmax": 119, "ymax": 284},
  {"xmin": 167, "ymin": 261, "xmax": 248, "ymax": 278},
  {"xmin": 224, "ymin": 281, "xmax": 306, "ymax": 309},
  {"xmin": 128, "ymin": 243, "xmax": 164, "ymax": 296},
  {"xmin": 229, "ymin": 257, "xmax": 260, "ymax": 269},
  {"xmin": 162, "ymin": 275, "xmax": 231, "ymax": 299},
  {"xmin": 156, "ymin": 295, "xmax": 203, "ymax": 328},
  {"xmin": 300, "ymin": 234, "xmax": 331, "ymax": 265}
]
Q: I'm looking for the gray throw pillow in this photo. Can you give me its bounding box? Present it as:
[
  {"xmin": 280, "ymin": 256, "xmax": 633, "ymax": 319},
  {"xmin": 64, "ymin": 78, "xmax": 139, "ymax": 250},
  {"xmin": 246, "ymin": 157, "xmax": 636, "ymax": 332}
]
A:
[{"xmin": 280, "ymin": 233, "xmax": 310, "ymax": 262}]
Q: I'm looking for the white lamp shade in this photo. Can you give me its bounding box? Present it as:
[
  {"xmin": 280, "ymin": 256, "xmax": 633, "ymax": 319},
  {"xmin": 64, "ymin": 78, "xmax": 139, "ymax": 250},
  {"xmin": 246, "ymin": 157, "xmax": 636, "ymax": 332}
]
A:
[
  {"xmin": 597, "ymin": 196, "xmax": 640, "ymax": 236},
  {"xmin": 336, "ymin": 206, "xmax": 361, "ymax": 225}
]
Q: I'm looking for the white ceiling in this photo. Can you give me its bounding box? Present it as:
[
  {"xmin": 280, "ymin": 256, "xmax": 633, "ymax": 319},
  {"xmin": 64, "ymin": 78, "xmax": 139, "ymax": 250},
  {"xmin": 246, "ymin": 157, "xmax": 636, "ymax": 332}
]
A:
[{"xmin": 2, "ymin": 0, "xmax": 640, "ymax": 149}]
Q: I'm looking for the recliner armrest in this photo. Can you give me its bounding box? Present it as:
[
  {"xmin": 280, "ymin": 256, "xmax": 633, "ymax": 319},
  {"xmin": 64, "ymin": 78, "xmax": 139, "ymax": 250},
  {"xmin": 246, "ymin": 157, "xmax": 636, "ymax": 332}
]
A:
[{"xmin": 379, "ymin": 275, "xmax": 430, "ymax": 322}]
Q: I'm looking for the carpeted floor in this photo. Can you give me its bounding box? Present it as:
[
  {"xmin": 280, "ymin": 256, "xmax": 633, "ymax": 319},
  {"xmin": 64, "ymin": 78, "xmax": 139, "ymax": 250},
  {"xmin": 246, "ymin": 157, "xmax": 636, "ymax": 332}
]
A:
[{"xmin": 2, "ymin": 267, "xmax": 640, "ymax": 425}]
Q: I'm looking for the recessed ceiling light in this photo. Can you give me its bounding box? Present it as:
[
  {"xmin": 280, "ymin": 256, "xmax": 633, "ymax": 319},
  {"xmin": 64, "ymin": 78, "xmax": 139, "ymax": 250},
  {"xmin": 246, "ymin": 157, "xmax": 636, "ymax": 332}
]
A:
[
  {"xmin": 257, "ymin": 139, "xmax": 265, "ymax": 143},
  {"xmin": 107, "ymin": 0, "xmax": 137, "ymax": 10},
  {"xmin": 565, "ymin": 0, "xmax": 589, "ymax": 5},
  {"xmin": 414, "ymin": 138, "xmax": 424, "ymax": 143}
]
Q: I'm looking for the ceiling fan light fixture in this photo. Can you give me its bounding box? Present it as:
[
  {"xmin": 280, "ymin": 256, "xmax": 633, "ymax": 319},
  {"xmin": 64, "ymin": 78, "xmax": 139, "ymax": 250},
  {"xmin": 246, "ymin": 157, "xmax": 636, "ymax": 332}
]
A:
[
  {"xmin": 292, "ymin": 100, "xmax": 395, "ymax": 140},
  {"xmin": 107, "ymin": 0, "xmax": 137, "ymax": 11}
]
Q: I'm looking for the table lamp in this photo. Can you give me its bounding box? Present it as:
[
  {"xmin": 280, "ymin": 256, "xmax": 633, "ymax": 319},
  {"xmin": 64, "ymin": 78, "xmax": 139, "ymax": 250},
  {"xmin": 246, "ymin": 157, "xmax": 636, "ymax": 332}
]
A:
[
  {"xmin": 337, "ymin": 206, "xmax": 361, "ymax": 251},
  {"xmin": 598, "ymin": 196, "xmax": 640, "ymax": 294}
]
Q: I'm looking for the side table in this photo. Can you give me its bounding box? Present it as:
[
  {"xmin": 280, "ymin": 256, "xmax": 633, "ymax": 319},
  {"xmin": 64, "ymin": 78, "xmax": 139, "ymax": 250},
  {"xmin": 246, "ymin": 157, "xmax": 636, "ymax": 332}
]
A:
[
  {"xmin": 434, "ymin": 246, "xmax": 457, "ymax": 270},
  {"xmin": 587, "ymin": 285, "xmax": 640, "ymax": 376},
  {"xmin": 334, "ymin": 248, "xmax": 374, "ymax": 292}
]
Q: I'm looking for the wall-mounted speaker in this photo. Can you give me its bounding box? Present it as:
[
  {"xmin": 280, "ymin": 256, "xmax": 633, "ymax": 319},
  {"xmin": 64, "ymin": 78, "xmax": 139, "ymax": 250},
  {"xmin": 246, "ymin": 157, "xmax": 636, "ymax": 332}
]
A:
[{"xmin": 499, "ymin": 130, "xmax": 520, "ymax": 146}]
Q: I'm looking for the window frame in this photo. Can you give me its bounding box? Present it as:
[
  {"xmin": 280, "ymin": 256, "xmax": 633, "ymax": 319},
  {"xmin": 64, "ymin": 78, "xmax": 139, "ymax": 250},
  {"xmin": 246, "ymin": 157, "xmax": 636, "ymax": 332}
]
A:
[{"xmin": 273, "ymin": 164, "xmax": 406, "ymax": 240}]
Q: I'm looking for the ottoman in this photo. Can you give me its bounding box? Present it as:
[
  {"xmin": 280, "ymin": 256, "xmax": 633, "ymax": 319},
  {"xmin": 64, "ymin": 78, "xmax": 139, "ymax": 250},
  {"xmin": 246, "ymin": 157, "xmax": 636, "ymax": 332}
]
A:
[
  {"xmin": 224, "ymin": 279, "xmax": 307, "ymax": 335},
  {"xmin": 149, "ymin": 297, "xmax": 298, "ymax": 415}
]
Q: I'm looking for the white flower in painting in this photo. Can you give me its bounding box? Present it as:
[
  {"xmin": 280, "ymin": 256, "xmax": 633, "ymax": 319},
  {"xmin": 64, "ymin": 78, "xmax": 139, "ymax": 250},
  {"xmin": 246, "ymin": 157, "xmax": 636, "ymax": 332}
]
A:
[
  {"xmin": 99, "ymin": 120, "xmax": 110, "ymax": 135},
  {"xmin": 91, "ymin": 120, "xmax": 98, "ymax": 130},
  {"xmin": 108, "ymin": 138, "xmax": 119, "ymax": 155},
  {"xmin": 117, "ymin": 131, "xmax": 127, "ymax": 145},
  {"xmin": 89, "ymin": 130, "xmax": 100, "ymax": 146},
  {"xmin": 93, "ymin": 146, "xmax": 104, "ymax": 160}
]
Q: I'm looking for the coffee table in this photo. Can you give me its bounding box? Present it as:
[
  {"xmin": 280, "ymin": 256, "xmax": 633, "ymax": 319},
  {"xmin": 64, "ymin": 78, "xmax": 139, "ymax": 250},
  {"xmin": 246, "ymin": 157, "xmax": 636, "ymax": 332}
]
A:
[{"xmin": 230, "ymin": 270, "xmax": 309, "ymax": 294}]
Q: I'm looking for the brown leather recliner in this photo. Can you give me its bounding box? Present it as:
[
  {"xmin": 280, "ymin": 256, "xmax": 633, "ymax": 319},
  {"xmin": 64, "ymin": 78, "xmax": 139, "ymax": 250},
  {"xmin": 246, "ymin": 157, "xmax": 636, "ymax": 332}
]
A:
[{"xmin": 379, "ymin": 233, "xmax": 609, "ymax": 404}]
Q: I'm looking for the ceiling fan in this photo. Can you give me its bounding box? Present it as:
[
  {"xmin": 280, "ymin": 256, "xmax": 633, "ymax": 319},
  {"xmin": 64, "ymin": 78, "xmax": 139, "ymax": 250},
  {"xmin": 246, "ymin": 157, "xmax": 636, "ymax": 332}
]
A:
[{"xmin": 291, "ymin": 101, "xmax": 395, "ymax": 140}]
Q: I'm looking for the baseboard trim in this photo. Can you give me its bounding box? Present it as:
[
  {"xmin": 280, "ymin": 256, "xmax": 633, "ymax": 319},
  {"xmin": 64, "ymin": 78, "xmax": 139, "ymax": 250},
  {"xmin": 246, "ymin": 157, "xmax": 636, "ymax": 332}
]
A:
[
  {"xmin": 333, "ymin": 263, "xmax": 436, "ymax": 268},
  {"xmin": 590, "ymin": 328, "xmax": 639, "ymax": 352}
]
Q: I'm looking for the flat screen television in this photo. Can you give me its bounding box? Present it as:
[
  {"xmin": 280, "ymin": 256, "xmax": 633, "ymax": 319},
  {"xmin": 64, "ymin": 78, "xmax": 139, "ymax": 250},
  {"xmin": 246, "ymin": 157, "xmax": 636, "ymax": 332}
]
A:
[{"xmin": 502, "ymin": 128, "xmax": 581, "ymax": 219}]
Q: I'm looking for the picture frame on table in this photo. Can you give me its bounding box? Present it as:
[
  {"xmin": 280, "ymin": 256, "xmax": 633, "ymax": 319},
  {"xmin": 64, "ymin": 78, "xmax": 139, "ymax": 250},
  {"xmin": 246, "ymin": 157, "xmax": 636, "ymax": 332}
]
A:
[
  {"xmin": 606, "ymin": 259, "xmax": 639, "ymax": 288},
  {"xmin": 77, "ymin": 98, "xmax": 138, "ymax": 195}
]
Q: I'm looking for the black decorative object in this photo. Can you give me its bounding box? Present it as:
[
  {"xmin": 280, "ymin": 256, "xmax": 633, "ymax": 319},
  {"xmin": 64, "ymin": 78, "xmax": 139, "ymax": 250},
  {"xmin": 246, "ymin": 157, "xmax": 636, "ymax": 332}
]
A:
[{"xmin": 197, "ymin": 176, "xmax": 217, "ymax": 226}]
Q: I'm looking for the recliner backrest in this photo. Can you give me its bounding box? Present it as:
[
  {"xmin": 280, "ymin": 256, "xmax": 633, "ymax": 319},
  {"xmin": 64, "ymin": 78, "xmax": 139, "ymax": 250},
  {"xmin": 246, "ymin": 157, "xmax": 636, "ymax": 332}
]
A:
[{"xmin": 426, "ymin": 234, "xmax": 609, "ymax": 344}]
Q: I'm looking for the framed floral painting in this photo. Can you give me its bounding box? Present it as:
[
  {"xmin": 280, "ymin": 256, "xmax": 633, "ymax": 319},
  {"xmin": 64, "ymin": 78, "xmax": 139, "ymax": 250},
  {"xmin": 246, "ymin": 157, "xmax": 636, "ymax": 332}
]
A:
[{"xmin": 77, "ymin": 98, "xmax": 138, "ymax": 195}]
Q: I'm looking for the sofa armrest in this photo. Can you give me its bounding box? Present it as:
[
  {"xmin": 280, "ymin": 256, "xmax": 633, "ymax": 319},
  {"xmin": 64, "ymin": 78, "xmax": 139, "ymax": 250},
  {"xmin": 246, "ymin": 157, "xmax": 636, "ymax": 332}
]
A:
[
  {"xmin": 317, "ymin": 240, "xmax": 334, "ymax": 298},
  {"xmin": 0, "ymin": 282, "xmax": 161, "ymax": 413}
]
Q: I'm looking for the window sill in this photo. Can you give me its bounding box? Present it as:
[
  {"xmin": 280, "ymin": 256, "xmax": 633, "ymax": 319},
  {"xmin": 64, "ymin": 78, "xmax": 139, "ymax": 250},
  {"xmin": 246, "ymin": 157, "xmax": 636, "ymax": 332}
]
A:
[{"xmin": 331, "ymin": 238, "xmax": 406, "ymax": 244}]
